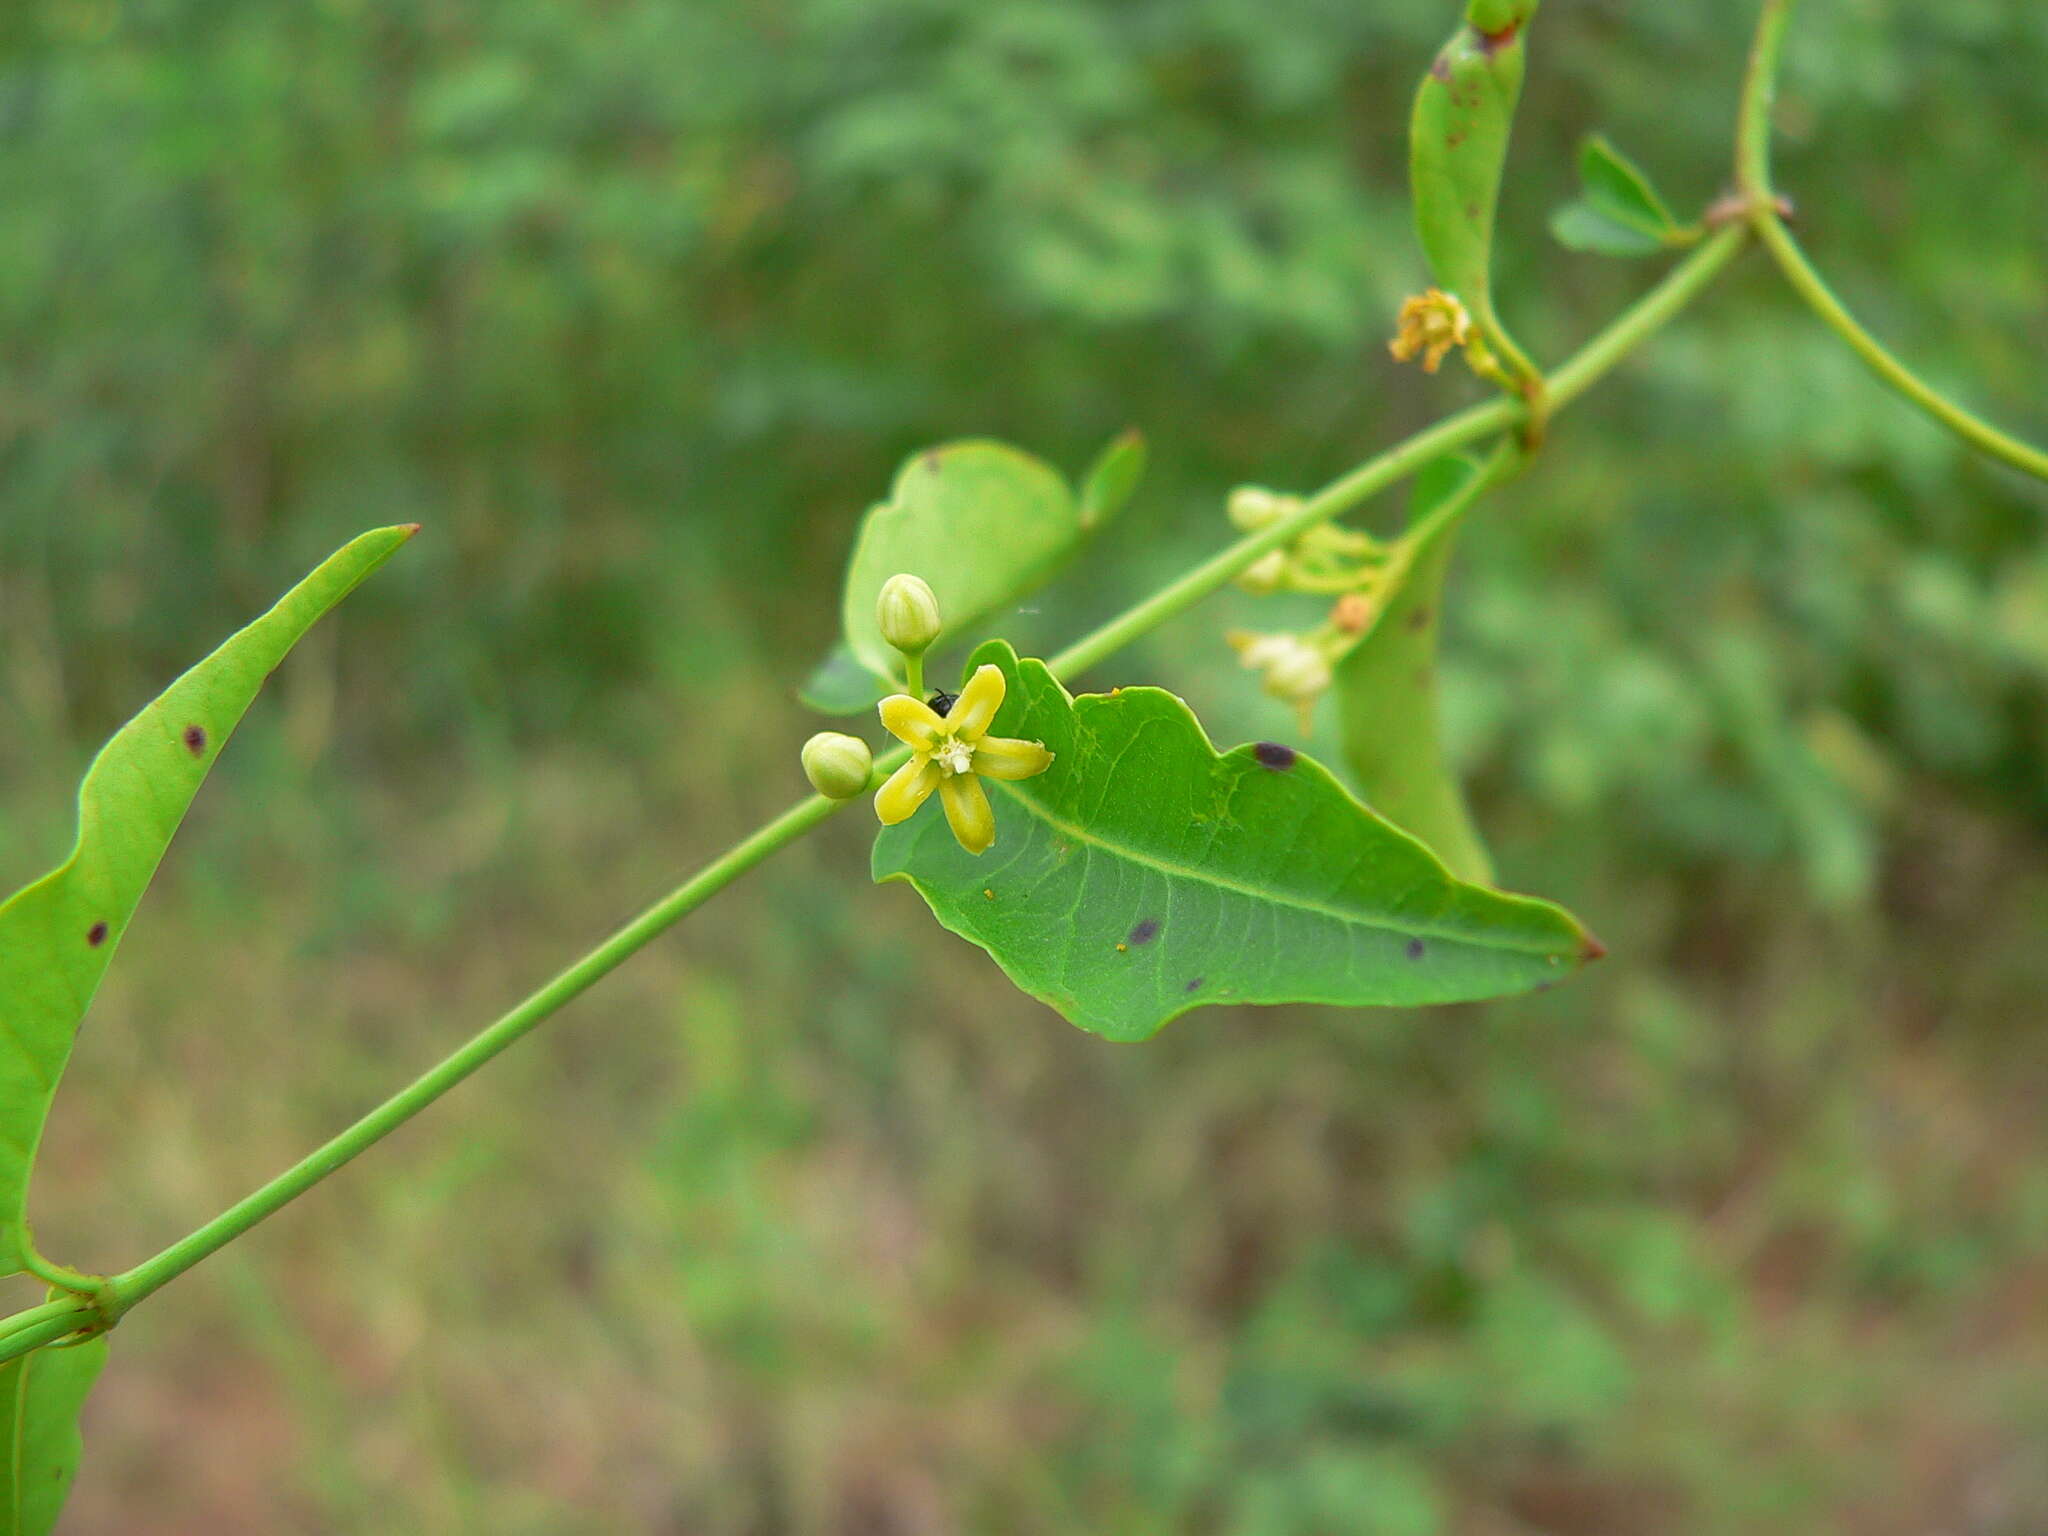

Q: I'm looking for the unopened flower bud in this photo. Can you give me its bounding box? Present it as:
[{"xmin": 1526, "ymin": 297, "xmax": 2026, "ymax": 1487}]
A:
[
  {"xmin": 1333, "ymin": 592, "xmax": 1375, "ymax": 634},
  {"xmin": 801, "ymin": 732, "xmax": 874, "ymax": 800},
  {"xmin": 1236, "ymin": 550, "xmax": 1289, "ymax": 595},
  {"xmin": 1227, "ymin": 486, "xmax": 1298, "ymax": 533},
  {"xmin": 1262, "ymin": 644, "xmax": 1332, "ymax": 704},
  {"xmin": 876, "ymin": 573, "xmax": 942, "ymax": 656}
]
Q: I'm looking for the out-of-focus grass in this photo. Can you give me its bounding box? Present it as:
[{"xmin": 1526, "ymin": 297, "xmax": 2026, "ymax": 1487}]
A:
[{"xmin": 3, "ymin": 0, "xmax": 2048, "ymax": 1529}]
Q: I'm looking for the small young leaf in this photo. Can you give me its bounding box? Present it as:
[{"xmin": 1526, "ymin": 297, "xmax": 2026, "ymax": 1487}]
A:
[
  {"xmin": 1078, "ymin": 428, "xmax": 1147, "ymax": 530},
  {"xmin": 0, "ymin": 1337, "xmax": 107, "ymax": 1536},
  {"xmin": 1578, "ymin": 134, "xmax": 1677, "ymax": 232},
  {"xmin": 0, "ymin": 526, "xmax": 416, "ymax": 1275},
  {"xmin": 798, "ymin": 642, "xmax": 890, "ymax": 716},
  {"xmin": 1548, "ymin": 201, "xmax": 1668, "ymax": 258},
  {"xmin": 1549, "ymin": 135, "xmax": 1692, "ymax": 258},
  {"xmin": 837, "ymin": 440, "xmax": 1088, "ymax": 687},
  {"xmin": 875, "ymin": 642, "xmax": 1600, "ymax": 1041},
  {"xmin": 1334, "ymin": 455, "xmax": 1495, "ymax": 884}
]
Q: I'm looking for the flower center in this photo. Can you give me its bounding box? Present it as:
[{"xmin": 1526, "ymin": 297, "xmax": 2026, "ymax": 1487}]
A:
[{"xmin": 933, "ymin": 736, "xmax": 975, "ymax": 777}]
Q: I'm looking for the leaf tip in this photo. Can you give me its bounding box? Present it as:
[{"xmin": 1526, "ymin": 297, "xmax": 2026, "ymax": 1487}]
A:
[{"xmin": 1579, "ymin": 930, "xmax": 1608, "ymax": 963}]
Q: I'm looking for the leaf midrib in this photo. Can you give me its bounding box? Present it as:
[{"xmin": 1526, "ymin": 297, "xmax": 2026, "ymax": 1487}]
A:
[{"xmin": 987, "ymin": 776, "xmax": 1569, "ymax": 957}]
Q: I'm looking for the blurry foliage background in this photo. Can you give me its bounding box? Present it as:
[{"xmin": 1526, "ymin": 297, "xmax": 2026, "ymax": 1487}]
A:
[{"xmin": 3, "ymin": 0, "xmax": 2047, "ymax": 1531}]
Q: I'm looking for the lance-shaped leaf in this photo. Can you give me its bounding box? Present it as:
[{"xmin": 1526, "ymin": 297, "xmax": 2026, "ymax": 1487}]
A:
[
  {"xmin": 874, "ymin": 642, "xmax": 1600, "ymax": 1041},
  {"xmin": 0, "ymin": 526, "xmax": 416, "ymax": 1275},
  {"xmin": 810, "ymin": 439, "xmax": 1112, "ymax": 712},
  {"xmin": 1550, "ymin": 135, "xmax": 1695, "ymax": 258},
  {"xmin": 0, "ymin": 1337, "xmax": 107, "ymax": 1536},
  {"xmin": 1334, "ymin": 454, "xmax": 1496, "ymax": 885},
  {"xmin": 1409, "ymin": 1, "xmax": 1541, "ymax": 380}
]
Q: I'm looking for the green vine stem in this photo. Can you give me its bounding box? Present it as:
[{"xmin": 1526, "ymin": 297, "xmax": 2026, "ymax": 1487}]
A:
[
  {"xmin": 1736, "ymin": 0, "xmax": 2048, "ymax": 482},
  {"xmin": 0, "ymin": 220, "xmax": 1752, "ymax": 1358}
]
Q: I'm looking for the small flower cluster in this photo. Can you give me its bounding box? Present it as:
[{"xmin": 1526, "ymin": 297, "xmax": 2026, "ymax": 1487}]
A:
[{"xmin": 1222, "ymin": 490, "xmax": 1396, "ymax": 729}]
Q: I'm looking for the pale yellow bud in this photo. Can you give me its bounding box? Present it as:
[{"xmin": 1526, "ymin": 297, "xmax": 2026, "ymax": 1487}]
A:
[
  {"xmin": 876, "ymin": 573, "xmax": 942, "ymax": 656},
  {"xmin": 1261, "ymin": 643, "xmax": 1332, "ymax": 704},
  {"xmin": 801, "ymin": 731, "xmax": 874, "ymax": 800},
  {"xmin": 1227, "ymin": 486, "xmax": 1299, "ymax": 533},
  {"xmin": 1235, "ymin": 550, "xmax": 1289, "ymax": 595}
]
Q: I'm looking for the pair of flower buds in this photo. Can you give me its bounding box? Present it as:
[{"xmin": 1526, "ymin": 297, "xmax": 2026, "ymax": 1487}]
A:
[{"xmin": 800, "ymin": 575, "xmax": 1054, "ymax": 854}]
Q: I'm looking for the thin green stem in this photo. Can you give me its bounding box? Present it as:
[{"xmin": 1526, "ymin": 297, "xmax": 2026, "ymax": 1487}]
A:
[
  {"xmin": 86, "ymin": 211, "xmax": 1752, "ymax": 1334},
  {"xmin": 0, "ymin": 1314, "xmax": 91, "ymax": 1367},
  {"xmin": 1753, "ymin": 220, "xmax": 2048, "ymax": 482},
  {"xmin": 903, "ymin": 651, "xmax": 925, "ymax": 701},
  {"xmin": 1734, "ymin": 0, "xmax": 2048, "ymax": 483},
  {"xmin": 0, "ymin": 1297, "xmax": 90, "ymax": 1344},
  {"xmin": 110, "ymin": 788, "xmax": 853, "ymax": 1311},
  {"xmin": 1735, "ymin": 0, "xmax": 1793, "ymax": 202}
]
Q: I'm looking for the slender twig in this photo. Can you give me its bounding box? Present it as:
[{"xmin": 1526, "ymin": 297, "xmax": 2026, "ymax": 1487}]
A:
[
  {"xmin": 0, "ymin": 216, "xmax": 1753, "ymax": 1345},
  {"xmin": 1735, "ymin": 0, "xmax": 2048, "ymax": 482}
]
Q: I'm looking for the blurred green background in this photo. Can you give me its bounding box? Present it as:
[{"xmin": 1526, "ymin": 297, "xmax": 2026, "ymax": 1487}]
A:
[{"xmin": 4, "ymin": 0, "xmax": 2047, "ymax": 1530}]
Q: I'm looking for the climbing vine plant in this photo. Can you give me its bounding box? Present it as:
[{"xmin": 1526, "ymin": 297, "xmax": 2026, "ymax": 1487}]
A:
[{"xmin": 1, "ymin": 2, "xmax": 2042, "ymax": 1523}]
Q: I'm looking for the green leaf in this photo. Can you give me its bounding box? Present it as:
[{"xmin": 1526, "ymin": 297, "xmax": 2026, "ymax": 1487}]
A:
[
  {"xmin": 1549, "ymin": 135, "xmax": 1692, "ymax": 258},
  {"xmin": 0, "ymin": 1337, "xmax": 108, "ymax": 1536},
  {"xmin": 1409, "ymin": 4, "xmax": 1539, "ymax": 372},
  {"xmin": 797, "ymin": 642, "xmax": 889, "ymax": 716},
  {"xmin": 874, "ymin": 642, "xmax": 1600, "ymax": 1041},
  {"xmin": 837, "ymin": 440, "xmax": 1089, "ymax": 688},
  {"xmin": 1333, "ymin": 454, "xmax": 1495, "ymax": 884},
  {"xmin": 1548, "ymin": 201, "xmax": 1668, "ymax": 258},
  {"xmin": 1078, "ymin": 428, "xmax": 1147, "ymax": 530},
  {"xmin": 0, "ymin": 527, "xmax": 416, "ymax": 1276},
  {"xmin": 1578, "ymin": 133, "xmax": 1677, "ymax": 233}
]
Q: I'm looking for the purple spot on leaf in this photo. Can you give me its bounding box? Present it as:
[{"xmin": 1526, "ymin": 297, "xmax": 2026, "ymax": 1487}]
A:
[
  {"xmin": 1405, "ymin": 938, "xmax": 1427, "ymax": 960},
  {"xmin": 1184, "ymin": 977, "xmax": 1205, "ymax": 993},
  {"xmin": 1253, "ymin": 742, "xmax": 1296, "ymax": 771},
  {"xmin": 87, "ymin": 922, "xmax": 108, "ymax": 947},
  {"xmin": 183, "ymin": 724, "xmax": 207, "ymax": 755},
  {"xmin": 1128, "ymin": 918, "xmax": 1161, "ymax": 946}
]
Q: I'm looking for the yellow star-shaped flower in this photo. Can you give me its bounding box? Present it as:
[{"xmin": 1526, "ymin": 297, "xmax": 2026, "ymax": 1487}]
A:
[{"xmin": 874, "ymin": 663, "xmax": 1053, "ymax": 855}]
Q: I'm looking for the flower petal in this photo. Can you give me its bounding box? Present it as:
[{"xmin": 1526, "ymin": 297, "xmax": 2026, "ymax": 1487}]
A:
[
  {"xmin": 947, "ymin": 664, "xmax": 1007, "ymax": 741},
  {"xmin": 878, "ymin": 694, "xmax": 946, "ymax": 751},
  {"xmin": 939, "ymin": 772, "xmax": 996, "ymax": 855},
  {"xmin": 874, "ymin": 757, "xmax": 940, "ymax": 825},
  {"xmin": 973, "ymin": 736, "xmax": 1053, "ymax": 782}
]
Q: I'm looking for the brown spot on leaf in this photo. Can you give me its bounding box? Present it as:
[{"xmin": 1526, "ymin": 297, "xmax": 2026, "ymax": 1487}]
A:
[
  {"xmin": 1430, "ymin": 55, "xmax": 1452, "ymax": 82},
  {"xmin": 1405, "ymin": 938, "xmax": 1427, "ymax": 960},
  {"xmin": 87, "ymin": 922, "xmax": 108, "ymax": 947},
  {"xmin": 1128, "ymin": 918, "xmax": 1161, "ymax": 946},
  {"xmin": 1405, "ymin": 606, "xmax": 1432, "ymax": 632},
  {"xmin": 1253, "ymin": 742, "xmax": 1296, "ymax": 771},
  {"xmin": 183, "ymin": 724, "xmax": 207, "ymax": 755}
]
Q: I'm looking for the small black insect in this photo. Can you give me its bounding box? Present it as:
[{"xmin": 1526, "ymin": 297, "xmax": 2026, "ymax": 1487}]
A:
[{"xmin": 927, "ymin": 689, "xmax": 958, "ymax": 718}]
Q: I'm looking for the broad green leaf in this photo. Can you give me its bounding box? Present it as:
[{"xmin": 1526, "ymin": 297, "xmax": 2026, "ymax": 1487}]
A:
[
  {"xmin": 1409, "ymin": 3, "xmax": 1539, "ymax": 369},
  {"xmin": 0, "ymin": 527, "xmax": 416, "ymax": 1275},
  {"xmin": 1078, "ymin": 428, "xmax": 1147, "ymax": 530},
  {"xmin": 837, "ymin": 440, "xmax": 1087, "ymax": 689},
  {"xmin": 797, "ymin": 642, "xmax": 889, "ymax": 716},
  {"xmin": 874, "ymin": 642, "xmax": 1600, "ymax": 1041},
  {"xmin": 0, "ymin": 1336, "xmax": 106, "ymax": 1536},
  {"xmin": 1550, "ymin": 135, "xmax": 1693, "ymax": 258},
  {"xmin": 1334, "ymin": 455, "xmax": 1495, "ymax": 884}
]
